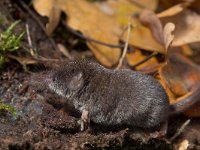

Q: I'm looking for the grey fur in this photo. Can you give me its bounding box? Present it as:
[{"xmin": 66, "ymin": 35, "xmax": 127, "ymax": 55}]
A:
[{"xmin": 31, "ymin": 59, "xmax": 170, "ymax": 128}]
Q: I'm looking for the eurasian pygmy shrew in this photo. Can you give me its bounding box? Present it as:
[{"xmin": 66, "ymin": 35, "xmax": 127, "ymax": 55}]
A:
[{"xmin": 30, "ymin": 59, "xmax": 200, "ymax": 131}]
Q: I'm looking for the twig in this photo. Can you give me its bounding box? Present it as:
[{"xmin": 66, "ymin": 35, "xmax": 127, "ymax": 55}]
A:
[
  {"xmin": 170, "ymin": 119, "xmax": 191, "ymax": 142},
  {"xmin": 25, "ymin": 23, "xmax": 35, "ymax": 56},
  {"xmin": 21, "ymin": 1, "xmax": 125, "ymax": 50},
  {"xmin": 57, "ymin": 43, "xmax": 72, "ymax": 59},
  {"xmin": 63, "ymin": 20, "xmax": 124, "ymax": 49},
  {"xmin": 130, "ymin": 51, "xmax": 158, "ymax": 69},
  {"xmin": 19, "ymin": 1, "xmax": 58, "ymax": 52},
  {"xmin": 116, "ymin": 22, "xmax": 132, "ymax": 69}
]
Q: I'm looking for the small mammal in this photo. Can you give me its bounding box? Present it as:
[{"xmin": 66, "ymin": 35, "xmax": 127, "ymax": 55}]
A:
[{"xmin": 31, "ymin": 59, "xmax": 200, "ymax": 130}]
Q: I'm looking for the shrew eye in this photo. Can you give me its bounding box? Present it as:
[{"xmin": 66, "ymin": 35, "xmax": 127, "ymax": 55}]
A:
[
  {"xmin": 52, "ymin": 75, "xmax": 56, "ymax": 82},
  {"xmin": 71, "ymin": 69, "xmax": 75, "ymax": 74}
]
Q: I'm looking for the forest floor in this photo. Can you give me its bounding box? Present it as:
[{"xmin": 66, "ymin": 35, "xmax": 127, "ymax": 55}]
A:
[{"xmin": 0, "ymin": 0, "xmax": 200, "ymax": 149}]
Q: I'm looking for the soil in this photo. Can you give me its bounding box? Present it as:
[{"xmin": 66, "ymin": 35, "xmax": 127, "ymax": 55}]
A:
[{"xmin": 0, "ymin": 0, "xmax": 200, "ymax": 149}]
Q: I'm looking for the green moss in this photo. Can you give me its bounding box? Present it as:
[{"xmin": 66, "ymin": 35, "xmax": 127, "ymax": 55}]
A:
[
  {"xmin": 0, "ymin": 99, "xmax": 16, "ymax": 116},
  {"xmin": 0, "ymin": 20, "xmax": 24, "ymax": 68}
]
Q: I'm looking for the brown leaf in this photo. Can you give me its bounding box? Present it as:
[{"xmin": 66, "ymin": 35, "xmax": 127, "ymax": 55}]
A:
[
  {"xmin": 125, "ymin": 20, "xmax": 164, "ymax": 53},
  {"xmin": 139, "ymin": 9, "xmax": 164, "ymax": 46},
  {"xmin": 8, "ymin": 55, "xmax": 38, "ymax": 65},
  {"xmin": 177, "ymin": 140, "xmax": 189, "ymax": 150},
  {"xmin": 61, "ymin": 0, "xmax": 123, "ymax": 67},
  {"xmin": 157, "ymin": 3, "xmax": 188, "ymax": 18},
  {"xmin": 33, "ymin": 0, "xmax": 61, "ymax": 35},
  {"xmin": 185, "ymin": 103, "xmax": 200, "ymax": 117},
  {"xmin": 158, "ymin": 77, "xmax": 176, "ymax": 103},
  {"xmin": 129, "ymin": 0, "xmax": 158, "ymax": 10},
  {"xmin": 160, "ymin": 51, "xmax": 200, "ymax": 95},
  {"xmin": 109, "ymin": 0, "xmax": 163, "ymax": 53},
  {"xmin": 163, "ymin": 22, "xmax": 175, "ymax": 50},
  {"xmin": 126, "ymin": 50, "xmax": 160, "ymax": 73},
  {"xmin": 160, "ymin": 10, "xmax": 200, "ymax": 46},
  {"xmin": 138, "ymin": 10, "xmax": 176, "ymax": 53},
  {"xmin": 33, "ymin": 0, "xmax": 161, "ymax": 66},
  {"xmin": 159, "ymin": 51, "xmax": 200, "ymax": 117},
  {"xmin": 181, "ymin": 45, "xmax": 193, "ymax": 56}
]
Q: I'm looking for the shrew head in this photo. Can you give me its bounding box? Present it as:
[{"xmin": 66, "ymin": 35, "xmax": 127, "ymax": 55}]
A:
[{"xmin": 45, "ymin": 61, "xmax": 84, "ymax": 98}]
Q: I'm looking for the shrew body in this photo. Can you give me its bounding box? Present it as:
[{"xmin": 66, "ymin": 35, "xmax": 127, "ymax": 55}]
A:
[{"xmin": 31, "ymin": 59, "xmax": 200, "ymax": 130}]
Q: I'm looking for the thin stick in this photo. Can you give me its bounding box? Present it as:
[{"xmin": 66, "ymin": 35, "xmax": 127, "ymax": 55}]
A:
[
  {"xmin": 170, "ymin": 119, "xmax": 191, "ymax": 142},
  {"xmin": 130, "ymin": 51, "xmax": 158, "ymax": 69},
  {"xmin": 19, "ymin": 1, "xmax": 58, "ymax": 52},
  {"xmin": 63, "ymin": 22, "xmax": 124, "ymax": 49},
  {"xmin": 26, "ymin": 23, "xmax": 35, "ymax": 56},
  {"xmin": 57, "ymin": 43, "xmax": 72, "ymax": 59},
  {"xmin": 116, "ymin": 22, "xmax": 132, "ymax": 69},
  {"xmin": 21, "ymin": 0, "xmax": 124, "ymax": 50}
]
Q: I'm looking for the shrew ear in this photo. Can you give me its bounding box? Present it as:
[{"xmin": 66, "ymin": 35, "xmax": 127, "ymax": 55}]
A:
[{"xmin": 68, "ymin": 72, "xmax": 84, "ymax": 90}]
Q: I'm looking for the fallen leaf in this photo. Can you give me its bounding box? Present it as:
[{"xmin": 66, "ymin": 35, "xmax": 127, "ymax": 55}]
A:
[
  {"xmin": 185, "ymin": 102, "xmax": 200, "ymax": 117},
  {"xmin": 33, "ymin": 0, "xmax": 61, "ymax": 35},
  {"xmin": 160, "ymin": 51, "xmax": 200, "ymax": 96},
  {"xmin": 159, "ymin": 51, "xmax": 200, "ymax": 117},
  {"xmin": 62, "ymin": 0, "xmax": 123, "ymax": 67},
  {"xmin": 33, "ymin": 0, "xmax": 161, "ymax": 66},
  {"xmin": 163, "ymin": 22, "xmax": 175, "ymax": 50},
  {"xmin": 159, "ymin": 0, "xmax": 197, "ymax": 10},
  {"xmin": 160, "ymin": 10, "xmax": 200, "ymax": 46},
  {"xmin": 139, "ymin": 10, "xmax": 176, "ymax": 51},
  {"xmin": 157, "ymin": 3, "xmax": 189, "ymax": 18},
  {"xmin": 129, "ymin": 0, "xmax": 158, "ymax": 10},
  {"xmin": 138, "ymin": 6, "xmax": 200, "ymax": 53},
  {"xmin": 126, "ymin": 50, "xmax": 160, "ymax": 72},
  {"xmin": 180, "ymin": 45, "xmax": 193, "ymax": 56},
  {"xmin": 158, "ymin": 76, "xmax": 176, "ymax": 103},
  {"xmin": 139, "ymin": 3, "xmax": 200, "ymax": 49},
  {"xmin": 139, "ymin": 9, "xmax": 164, "ymax": 46},
  {"xmin": 8, "ymin": 55, "xmax": 38, "ymax": 65},
  {"xmin": 128, "ymin": 21, "xmax": 164, "ymax": 53},
  {"xmin": 138, "ymin": 10, "xmax": 176, "ymax": 53},
  {"xmin": 177, "ymin": 139, "xmax": 189, "ymax": 150},
  {"xmin": 108, "ymin": 0, "xmax": 163, "ymax": 53}
]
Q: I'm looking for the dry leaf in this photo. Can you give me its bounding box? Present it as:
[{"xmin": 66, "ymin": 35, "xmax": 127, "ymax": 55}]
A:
[
  {"xmin": 33, "ymin": 0, "xmax": 161, "ymax": 66},
  {"xmin": 139, "ymin": 9, "xmax": 164, "ymax": 46},
  {"xmin": 126, "ymin": 50, "xmax": 160, "ymax": 72},
  {"xmin": 123, "ymin": 19, "xmax": 164, "ymax": 53},
  {"xmin": 129, "ymin": 0, "xmax": 158, "ymax": 10},
  {"xmin": 8, "ymin": 55, "xmax": 38, "ymax": 65},
  {"xmin": 185, "ymin": 102, "xmax": 200, "ymax": 117},
  {"xmin": 158, "ymin": 77, "xmax": 176, "ymax": 103},
  {"xmin": 143, "ymin": 3, "xmax": 200, "ymax": 54},
  {"xmin": 160, "ymin": 52, "xmax": 200, "ymax": 96},
  {"xmin": 159, "ymin": 51, "xmax": 200, "ymax": 117},
  {"xmin": 139, "ymin": 10, "xmax": 175, "ymax": 51},
  {"xmin": 178, "ymin": 140, "xmax": 189, "ymax": 150},
  {"xmin": 163, "ymin": 22, "xmax": 175, "ymax": 50},
  {"xmin": 33, "ymin": 0, "xmax": 61, "ymax": 35},
  {"xmin": 138, "ymin": 10, "xmax": 176, "ymax": 53},
  {"xmin": 160, "ymin": 10, "xmax": 200, "ymax": 46},
  {"xmin": 181, "ymin": 45, "xmax": 193, "ymax": 56},
  {"xmin": 108, "ymin": 0, "xmax": 163, "ymax": 53},
  {"xmin": 157, "ymin": 3, "xmax": 188, "ymax": 18},
  {"xmin": 61, "ymin": 0, "xmax": 123, "ymax": 67},
  {"xmin": 140, "ymin": 6, "xmax": 200, "ymax": 52},
  {"xmin": 159, "ymin": 0, "xmax": 195, "ymax": 10}
]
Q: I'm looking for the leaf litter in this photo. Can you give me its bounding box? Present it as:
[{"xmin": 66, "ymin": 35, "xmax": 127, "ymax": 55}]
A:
[{"xmin": 1, "ymin": 0, "xmax": 200, "ymax": 149}]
